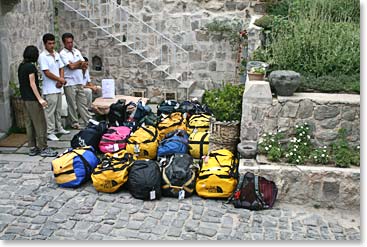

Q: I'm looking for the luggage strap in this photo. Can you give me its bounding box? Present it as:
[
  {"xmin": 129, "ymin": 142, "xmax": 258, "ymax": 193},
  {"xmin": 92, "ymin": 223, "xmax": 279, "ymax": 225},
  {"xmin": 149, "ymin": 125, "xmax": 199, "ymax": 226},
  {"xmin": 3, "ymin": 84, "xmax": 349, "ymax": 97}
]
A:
[
  {"xmin": 127, "ymin": 126, "xmax": 158, "ymax": 144},
  {"xmin": 225, "ymin": 173, "xmax": 245, "ymax": 204},
  {"xmin": 254, "ymin": 176, "xmax": 267, "ymax": 209}
]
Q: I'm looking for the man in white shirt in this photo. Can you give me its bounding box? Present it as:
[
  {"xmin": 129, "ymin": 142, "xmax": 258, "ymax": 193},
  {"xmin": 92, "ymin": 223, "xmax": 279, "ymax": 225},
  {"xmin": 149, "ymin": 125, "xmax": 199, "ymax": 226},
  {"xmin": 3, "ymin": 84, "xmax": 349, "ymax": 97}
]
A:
[
  {"xmin": 38, "ymin": 33, "xmax": 70, "ymax": 141},
  {"xmin": 60, "ymin": 33, "xmax": 91, "ymax": 129},
  {"xmin": 81, "ymin": 56, "xmax": 102, "ymax": 109}
]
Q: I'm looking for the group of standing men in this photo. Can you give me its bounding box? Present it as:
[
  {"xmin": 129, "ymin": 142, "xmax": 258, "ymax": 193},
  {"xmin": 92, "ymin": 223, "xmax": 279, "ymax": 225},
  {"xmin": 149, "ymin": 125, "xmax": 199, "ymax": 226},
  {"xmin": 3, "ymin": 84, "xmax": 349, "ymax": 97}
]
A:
[{"xmin": 18, "ymin": 33, "xmax": 101, "ymax": 157}]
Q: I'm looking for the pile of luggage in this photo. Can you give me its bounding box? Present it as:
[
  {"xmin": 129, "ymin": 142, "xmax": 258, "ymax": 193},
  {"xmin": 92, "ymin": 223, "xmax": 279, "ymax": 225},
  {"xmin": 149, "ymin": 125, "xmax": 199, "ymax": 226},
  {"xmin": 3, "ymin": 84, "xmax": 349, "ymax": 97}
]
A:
[{"xmin": 51, "ymin": 99, "xmax": 278, "ymax": 210}]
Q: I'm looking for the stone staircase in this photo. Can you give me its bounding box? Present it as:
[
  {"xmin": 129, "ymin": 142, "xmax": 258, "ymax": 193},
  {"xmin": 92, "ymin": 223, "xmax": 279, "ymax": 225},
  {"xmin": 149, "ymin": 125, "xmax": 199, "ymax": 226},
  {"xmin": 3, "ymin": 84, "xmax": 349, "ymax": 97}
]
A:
[{"xmin": 59, "ymin": 0, "xmax": 204, "ymax": 102}]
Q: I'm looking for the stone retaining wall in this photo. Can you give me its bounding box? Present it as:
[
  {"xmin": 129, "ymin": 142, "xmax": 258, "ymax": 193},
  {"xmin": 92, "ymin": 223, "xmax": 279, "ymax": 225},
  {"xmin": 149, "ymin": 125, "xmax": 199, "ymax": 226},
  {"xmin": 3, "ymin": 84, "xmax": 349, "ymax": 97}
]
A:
[
  {"xmin": 262, "ymin": 93, "xmax": 360, "ymax": 147},
  {"xmin": 239, "ymin": 161, "xmax": 360, "ymax": 210}
]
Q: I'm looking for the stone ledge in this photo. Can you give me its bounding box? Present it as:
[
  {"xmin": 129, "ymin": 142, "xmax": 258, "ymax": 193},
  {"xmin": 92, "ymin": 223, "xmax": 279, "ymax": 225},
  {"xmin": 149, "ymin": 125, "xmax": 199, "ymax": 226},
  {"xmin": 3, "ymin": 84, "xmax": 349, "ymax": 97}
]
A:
[
  {"xmin": 239, "ymin": 160, "xmax": 360, "ymax": 210},
  {"xmin": 278, "ymin": 93, "xmax": 360, "ymax": 105}
]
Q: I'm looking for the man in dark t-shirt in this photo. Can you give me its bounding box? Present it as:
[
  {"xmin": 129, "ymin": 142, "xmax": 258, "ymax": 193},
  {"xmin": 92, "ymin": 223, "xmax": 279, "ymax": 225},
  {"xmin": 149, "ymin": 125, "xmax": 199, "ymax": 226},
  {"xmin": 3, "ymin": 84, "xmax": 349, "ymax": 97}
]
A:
[{"xmin": 17, "ymin": 45, "xmax": 58, "ymax": 157}]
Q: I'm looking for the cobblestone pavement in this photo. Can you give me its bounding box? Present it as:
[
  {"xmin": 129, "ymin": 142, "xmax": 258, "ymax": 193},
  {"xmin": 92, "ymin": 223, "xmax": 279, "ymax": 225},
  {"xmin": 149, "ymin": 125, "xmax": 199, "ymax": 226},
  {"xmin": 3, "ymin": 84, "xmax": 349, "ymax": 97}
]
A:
[
  {"xmin": 0, "ymin": 153, "xmax": 360, "ymax": 240},
  {"xmin": 0, "ymin": 130, "xmax": 361, "ymax": 240}
]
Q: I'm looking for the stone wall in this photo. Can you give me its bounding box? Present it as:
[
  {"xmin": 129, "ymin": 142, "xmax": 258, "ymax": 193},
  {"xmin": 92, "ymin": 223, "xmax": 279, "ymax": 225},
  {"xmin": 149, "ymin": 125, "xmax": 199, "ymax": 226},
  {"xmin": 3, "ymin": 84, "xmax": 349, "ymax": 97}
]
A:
[
  {"xmin": 241, "ymin": 90, "xmax": 360, "ymax": 147},
  {"xmin": 58, "ymin": 0, "xmax": 264, "ymax": 102},
  {"xmin": 239, "ymin": 163, "xmax": 360, "ymax": 210},
  {"xmin": 0, "ymin": 0, "xmax": 54, "ymax": 132},
  {"xmin": 262, "ymin": 93, "xmax": 360, "ymax": 147}
]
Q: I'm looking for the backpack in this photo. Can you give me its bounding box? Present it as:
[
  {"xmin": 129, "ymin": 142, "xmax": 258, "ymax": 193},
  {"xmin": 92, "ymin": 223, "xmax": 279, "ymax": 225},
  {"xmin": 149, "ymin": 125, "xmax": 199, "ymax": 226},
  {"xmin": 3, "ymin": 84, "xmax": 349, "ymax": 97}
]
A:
[
  {"xmin": 157, "ymin": 112, "xmax": 187, "ymax": 141},
  {"xmin": 188, "ymin": 131, "xmax": 209, "ymax": 159},
  {"xmin": 71, "ymin": 120, "xmax": 107, "ymax": 151},
  {"xmin": 187, "ymin": 113, "xmax": 211, "ymax": 135},
  {"xmin": 157, "ymin": 100, "xmax": 179, "ymax": 116},
  {"xmin": 196, "ymin": 149, "xmax": 239, "ymax": 199},
  {"xmin": 108, "ymin": 99, "xmax": 127, "ymax": 126},
  {"xmin": 161, "ymin": 154, "xmax": 199, "ymax": 198},
  {"xmin": 227, "ymin": 172, "xmax": 278, "ymax": 210},
  {"xmin": 91, "ymin": 150, "xmax": 135, "ymax": 193},
  {"xmin": 99, "ymin": 126, "xmax": 131, "ymax": 153},
  {"xmin": 51, "ymin": 146, "xmax": 100, "ymax": 188},
  {"xmin": 126, "ymin": 125, "xmax": 159, "ymax": 160},
  {"xmin": 157, "ymin": 129, "xmax": 189, "ymax": 157},
  {"xmin": 127, "ymin": 160, "xmax": 162, "ymax": 200}
]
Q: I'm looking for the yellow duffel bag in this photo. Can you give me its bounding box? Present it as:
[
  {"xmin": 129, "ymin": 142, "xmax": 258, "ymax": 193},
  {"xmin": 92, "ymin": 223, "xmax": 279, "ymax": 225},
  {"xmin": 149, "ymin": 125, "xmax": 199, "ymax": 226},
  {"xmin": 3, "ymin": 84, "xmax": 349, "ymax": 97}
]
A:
[
  {"xmin": 187, "ymin": 114, "xmax": 211, "ymax": 135},
  {"xmin": 126, "ymin": 125, "xmax": 159, "ymax": 160},
  {"xmin": 188, "ymin": 131, "xmax": 209, "ymax": 159},
  {"xmin": 196, "ymin": 149, "xmax": 239, "ymax": 199},
  {"xmin": 157, "ymin": 112, "xmax": 187, "ymax": 141},
  {"xmin": 91, "ymin": 150, "xmax": 135, "ymax": 193}
]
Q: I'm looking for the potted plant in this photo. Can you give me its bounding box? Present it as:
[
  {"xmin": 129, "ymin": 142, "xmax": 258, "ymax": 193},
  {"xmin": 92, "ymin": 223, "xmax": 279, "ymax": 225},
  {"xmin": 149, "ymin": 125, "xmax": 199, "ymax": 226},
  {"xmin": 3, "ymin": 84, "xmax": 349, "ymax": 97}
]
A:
[
  {"xmin": 202, "ymin": 83, "xmax": 245, "ymax": 153},
  {"xmin": 9, "ymin": 81, "xmax": 27, "ymax": 129},
  {"xmin": 248, "ymin": 67, "xmax": 266, "ymax": 81}
]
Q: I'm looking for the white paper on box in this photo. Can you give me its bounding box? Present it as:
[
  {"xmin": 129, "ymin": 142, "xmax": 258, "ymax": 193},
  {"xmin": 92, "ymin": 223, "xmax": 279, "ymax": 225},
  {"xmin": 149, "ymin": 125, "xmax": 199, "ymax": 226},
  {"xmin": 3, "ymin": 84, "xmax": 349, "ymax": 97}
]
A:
[{"xmin": 101, "ymin": 79, "xmax": 115, "ymax": 98}]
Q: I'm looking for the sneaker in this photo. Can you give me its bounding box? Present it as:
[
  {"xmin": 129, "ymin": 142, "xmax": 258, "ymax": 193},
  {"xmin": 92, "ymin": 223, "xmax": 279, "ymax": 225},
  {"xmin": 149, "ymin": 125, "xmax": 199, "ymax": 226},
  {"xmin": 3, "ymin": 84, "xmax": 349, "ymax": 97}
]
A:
[
  {"xmin": 40, "ymin": 147, "xmax": 58, "ymax": 157},
  {"xmin": 57, "ymin": 128, "xmax": 70, "ymax": 135},
  {"xmin": 47, "ymin": 133, "xmax": 59, "ymax": 141},
  {"xmin": 28, "ymin": 147, "xmax": 41, "ymax": 156},
  {"xmin": 71, "ymin": 123, "xmax": 81, "ymax": 130}
]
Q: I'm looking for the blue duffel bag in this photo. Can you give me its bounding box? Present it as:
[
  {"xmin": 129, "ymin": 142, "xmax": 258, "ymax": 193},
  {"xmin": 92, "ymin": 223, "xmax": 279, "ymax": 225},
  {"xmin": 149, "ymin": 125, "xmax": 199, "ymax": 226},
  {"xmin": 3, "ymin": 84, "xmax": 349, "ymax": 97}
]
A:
[{"xmin": 157, "ymin": 130, "xmax": 189, "ymax": 157}]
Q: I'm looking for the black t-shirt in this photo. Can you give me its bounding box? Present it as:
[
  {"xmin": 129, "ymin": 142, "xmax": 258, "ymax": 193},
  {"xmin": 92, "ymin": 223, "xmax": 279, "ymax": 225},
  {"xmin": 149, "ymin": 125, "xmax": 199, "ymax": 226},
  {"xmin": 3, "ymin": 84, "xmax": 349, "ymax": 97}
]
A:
[{"xmin": 18, "ymin": 62, "xmax": 40, "ymax": 101}]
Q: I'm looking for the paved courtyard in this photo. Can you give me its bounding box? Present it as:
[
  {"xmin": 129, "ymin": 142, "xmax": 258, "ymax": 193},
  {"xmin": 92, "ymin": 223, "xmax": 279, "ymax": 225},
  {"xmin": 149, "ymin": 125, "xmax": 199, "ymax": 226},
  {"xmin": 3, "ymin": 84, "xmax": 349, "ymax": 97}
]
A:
[{"xmin": 0, "ymin": 130, "xmax": 361, "ymax": 240}]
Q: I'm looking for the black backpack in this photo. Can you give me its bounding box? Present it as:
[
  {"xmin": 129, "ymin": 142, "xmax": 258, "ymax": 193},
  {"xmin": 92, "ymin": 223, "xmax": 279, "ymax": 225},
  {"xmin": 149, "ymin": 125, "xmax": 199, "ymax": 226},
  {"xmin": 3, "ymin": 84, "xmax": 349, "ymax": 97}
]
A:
[
  {"xmin": 227, "ymin": 172, "xmax": 278, "ymax": 210},
  {"xmin": 161, "ymin": 154, "xmax": 199, "ymax": 198},
  {"xmin": 108, "ymin": 99, "xmax": 127, "ymax": 126},
  {"xmin": 71, "ymin": 120, "xmax": 107, "ymax": 151},
  {"xmin": 127, "ymin": 160, "xmax": 162, "ymax": 200}
]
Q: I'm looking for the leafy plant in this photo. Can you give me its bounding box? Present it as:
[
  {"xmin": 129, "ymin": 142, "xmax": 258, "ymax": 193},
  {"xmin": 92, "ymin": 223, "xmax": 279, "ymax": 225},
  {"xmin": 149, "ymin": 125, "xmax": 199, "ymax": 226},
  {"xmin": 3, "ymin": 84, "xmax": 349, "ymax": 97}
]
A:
[
  {"xmin": 202, "ymin": 83, "xmax": 244, "ymax": 122},
  {"xmin": 249, "ymin": 67, "xmax": 266, "ymax": 74},
  {"xmin": 9, "ymin": 81, "xmax": 21, "ymax": 98},
  {"xmin": 309, "ymin": 146, "xmax": 330, "ymax": 165},
  {"xmin": 331, "ymin": 128, "xmax": 360, "ymax": 168},
  {"xmin": 204, "ymin": 18, "xmax": 245, "ymax": 50},
  {"xmin": 258, "ymin": 131, "xmax": 284, "ymax": 161},
  {"xmin": 284, "ymin": 123, "xmax": 312, "ymax": 165}
]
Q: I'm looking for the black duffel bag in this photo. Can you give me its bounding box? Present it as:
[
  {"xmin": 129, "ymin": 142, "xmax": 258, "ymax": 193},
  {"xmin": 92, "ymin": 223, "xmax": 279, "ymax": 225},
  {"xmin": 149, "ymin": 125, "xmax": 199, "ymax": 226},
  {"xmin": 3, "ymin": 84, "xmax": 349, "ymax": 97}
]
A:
[
  {"xmin": 161, "ymin": 153, "xmax": 199, "ymax": 199},
  {"xmin": 71, "ymin": 120, "xmax": 107, "ymax": 151},
  {"xmin": 127, "ymin": 160, "xmax": 161, "ymax": 200}
]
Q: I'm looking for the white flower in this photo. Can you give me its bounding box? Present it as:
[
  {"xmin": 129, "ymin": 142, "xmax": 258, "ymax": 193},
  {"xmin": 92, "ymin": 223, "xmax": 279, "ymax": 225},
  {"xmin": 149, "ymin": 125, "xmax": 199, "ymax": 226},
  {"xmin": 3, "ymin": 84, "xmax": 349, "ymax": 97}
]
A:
[
  {"xmin": 297, "ymin": 139, "xmax": 301, "ymax": 143},
  {"xmin": 299, "ymin": 133, "xmax": 303, "ymax": 136},
  {"xmin": 259, "ymin": 140, "xmax": 263, "ymax": 144},
  {"xmin": 295, "ymin": 125, "xmax": 299, "ymax": 128},
  {"xmin": 307, "ymin": 135, "xmax": 311, "ymax": 139},
  {"xmin": 271, "ymin": 139, "xmax": 275, "ymax": 142},
  {"xmin": 326, "ymin": 155, "xmax": 329, "ymax": 157},
  {"xmin": 290, "ymin": 152, "xmax": 293, "ymax": 155},
  {"xmin": 263, "ymin": 133, "xmax": 267, "ymax": 137},
  {"xmin": 357, "ymin": 146, "xmax": 360, "ymax": 149},
  {"xmin": 278, "ymin": 129, "xmax": 282, "ymax": 133},
  {"xmin": 285, "ymin": 154, "xmax": 289, "ymax": 157},
  {"xmin": 268, "ymin": 132, "xmax": 272, "ymax": 136},
  {"xmin": 323, "ymin": 149, "xmax": 326, "ymax": 152},
  {"xmin": 300, "ymin": 126, "xmax": 304, "ymax": 129},
  {"xmin": 314, "ymin": 156, "xmax": 317, "ymax": 159},
  {"xmin": 323, "ymin": 146, "xmax": 327, "ymax": 148},
  {"xmin": 265, "ymin": 147, "xmax": 269, "ymax": 151},
  {"xmin": 295, "ymin": 145, "xmax": 298, "ymax": 148},
  {"xmin": 293, "ymin": 148, "xmax": 297, "ymax": 152},
  {"xmin": 321, "ymin": 154, "xmax": 325, "ymax": 157},
  {"xmin": 296, "ymin": 159, "xmax": 299, "ymax": 163},
  {"xmin": 298, "ymin": 156, "xmax": 301, "ymax": 158},
  {"xmin": 304, "ymin": 143, "xmax": 307, "ymax": 145}
]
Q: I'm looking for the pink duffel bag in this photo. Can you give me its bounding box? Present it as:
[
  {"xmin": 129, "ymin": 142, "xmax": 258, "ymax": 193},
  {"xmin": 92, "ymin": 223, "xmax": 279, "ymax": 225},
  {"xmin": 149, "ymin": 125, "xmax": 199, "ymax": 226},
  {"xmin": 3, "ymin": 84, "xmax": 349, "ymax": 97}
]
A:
[{"xmin": 99, "ymin": 126, "xmax": 131, "ymax": 153}]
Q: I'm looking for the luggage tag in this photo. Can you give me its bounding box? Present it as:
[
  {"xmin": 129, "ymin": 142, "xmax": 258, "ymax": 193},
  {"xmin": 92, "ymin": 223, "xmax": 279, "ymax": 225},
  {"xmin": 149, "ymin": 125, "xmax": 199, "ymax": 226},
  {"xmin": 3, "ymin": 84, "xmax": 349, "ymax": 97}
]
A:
[
  {"xmin": 150, "ymin": 190, "xmax": 156, "ymax": 200},
  {"xmin": 113, "ymin": 143, "xmax": 119, "ymax": 152},
  {"xmin": 178, "ymin": 190, "xmax": 185, "ymax": 200},
  {"xmin": 134, "ymin": 144, "xmax": 140, "ymax": 154}
]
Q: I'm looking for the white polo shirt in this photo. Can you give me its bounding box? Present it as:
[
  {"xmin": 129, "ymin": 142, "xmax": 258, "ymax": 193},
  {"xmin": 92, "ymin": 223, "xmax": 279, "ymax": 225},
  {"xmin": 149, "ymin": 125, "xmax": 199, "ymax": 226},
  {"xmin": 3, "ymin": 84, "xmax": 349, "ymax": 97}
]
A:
[
  {"xmin": 82, "ymin": 69, "xmax": 91, "ymax": 86},
  {"xmin": 60, "ymin": 48, "xmax": 84, "ymax": 86},
  {"xmin": 38, "ymin": 50, "xmax": 65, "ymax": 95}
]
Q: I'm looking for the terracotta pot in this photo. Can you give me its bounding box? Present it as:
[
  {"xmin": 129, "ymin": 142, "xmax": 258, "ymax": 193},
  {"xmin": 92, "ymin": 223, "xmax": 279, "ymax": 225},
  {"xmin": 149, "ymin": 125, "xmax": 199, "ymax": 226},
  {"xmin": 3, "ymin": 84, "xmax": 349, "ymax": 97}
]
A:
[{"xmin": 248, "ymin": 72, "xmax": 265, "ymax": 81}]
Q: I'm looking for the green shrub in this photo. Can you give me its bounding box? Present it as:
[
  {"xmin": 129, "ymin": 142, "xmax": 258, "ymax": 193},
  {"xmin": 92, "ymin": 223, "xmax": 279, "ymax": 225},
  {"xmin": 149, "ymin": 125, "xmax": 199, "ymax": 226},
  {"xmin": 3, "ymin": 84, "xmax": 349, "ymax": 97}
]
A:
[
  {"xmin": 203, "ymin": 83, "xmax": 244, "ymax": 122},
  {"xmin": 254, "ymin": 0, "xmax": 360, "ymax": 93},
  {"xmin": 258, "ymin": 131, "xmax": 284, "ymax": 161},
  {"xmin": 297, "ymin": 74, "xmax": 360, "ymax": 93},
  {"xmin": 331, "ymin": 129, "xmax": 360, "ymax": 168},
  {"xmin": 254, "ymin": 15, "xmax": 274, "ymax": 30}
]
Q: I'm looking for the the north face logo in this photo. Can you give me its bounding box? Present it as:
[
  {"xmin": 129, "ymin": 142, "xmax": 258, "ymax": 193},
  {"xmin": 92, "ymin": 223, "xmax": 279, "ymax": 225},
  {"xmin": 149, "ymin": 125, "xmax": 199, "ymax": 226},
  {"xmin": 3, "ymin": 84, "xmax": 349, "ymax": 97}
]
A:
[{"xmin": 78, "ymin": 137, "xmax": 86, "ymax": 147}]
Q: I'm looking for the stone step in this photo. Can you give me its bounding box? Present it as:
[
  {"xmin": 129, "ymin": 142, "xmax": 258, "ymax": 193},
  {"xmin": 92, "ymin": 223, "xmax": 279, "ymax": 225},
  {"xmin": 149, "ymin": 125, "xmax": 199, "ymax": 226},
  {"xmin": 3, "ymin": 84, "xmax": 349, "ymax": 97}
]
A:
[
  {"xmin": 140, "ymin": 56, "xmax": 159, "ymax": 64},
  {"xmin": 239, "ymin": 159, "xmax": 360, "ymax": 210},
  {"xmin": 116, "ymin": 41, "xmax": 134, "ymax": 47},
  {"xmin": 165, "ymin": 72, "xmax": 183, "ymax": 81},
  {"xmin": 152, "ymin": 64, "xmax": 170, "ymax": 72},
  {"xmin": 129, "ymin": 49, "xmax": 147, "ymax": 57},
  {"xmin": 189, "ymin": 89, "xmax": 205, "ymax": 102}
]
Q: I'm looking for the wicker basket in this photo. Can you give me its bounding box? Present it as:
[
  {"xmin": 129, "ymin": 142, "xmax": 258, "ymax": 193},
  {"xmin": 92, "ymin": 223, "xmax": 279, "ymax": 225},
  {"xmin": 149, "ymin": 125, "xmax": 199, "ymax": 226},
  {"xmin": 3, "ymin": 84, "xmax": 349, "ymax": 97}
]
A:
[
  {"xmin": 11, "ymin": 97, "xmax": 27, "ymax": 129},
  {"xmin": 208, "ymin": 118, "xmax": 240, "ymax": 154}
]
